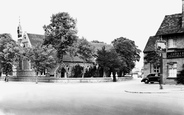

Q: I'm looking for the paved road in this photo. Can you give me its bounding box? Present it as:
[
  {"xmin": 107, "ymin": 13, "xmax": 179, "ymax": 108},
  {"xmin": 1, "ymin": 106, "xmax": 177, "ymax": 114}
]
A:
[{"xmin": 0, "ymin": 78, "xmax": 184, "ymax": 115}]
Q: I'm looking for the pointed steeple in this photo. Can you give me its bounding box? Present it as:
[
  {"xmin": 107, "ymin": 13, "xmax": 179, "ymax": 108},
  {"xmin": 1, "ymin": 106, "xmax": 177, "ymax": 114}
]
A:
[{"xmin": 17, "ymin": 17, "xmax": 22, "ymax": 38}]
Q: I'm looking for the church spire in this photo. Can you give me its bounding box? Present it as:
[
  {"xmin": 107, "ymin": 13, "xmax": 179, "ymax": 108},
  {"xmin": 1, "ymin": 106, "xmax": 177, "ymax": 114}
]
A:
[{"xmin": 17, "ymin": 17, "xmax": 22, "ymax": 38}]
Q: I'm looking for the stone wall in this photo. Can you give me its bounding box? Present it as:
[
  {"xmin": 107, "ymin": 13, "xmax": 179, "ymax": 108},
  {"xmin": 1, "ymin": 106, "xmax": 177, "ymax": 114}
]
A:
[{"xmin": 1, "ymin": 76, "xmax": 133, "ymax": 83}]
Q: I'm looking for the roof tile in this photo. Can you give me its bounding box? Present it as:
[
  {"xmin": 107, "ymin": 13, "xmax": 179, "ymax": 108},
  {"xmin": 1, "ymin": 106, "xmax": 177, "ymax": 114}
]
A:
[
  {"xmin": 143, "ymin": 36, "xmax": 159, "ymax": 53},
  {"xmin": 27, "ymin": 33, "xmax": 45, "ymax": 47},
  {"xmin": 156, "ymin": 13, "xmax": 184, "ymax": 35}
]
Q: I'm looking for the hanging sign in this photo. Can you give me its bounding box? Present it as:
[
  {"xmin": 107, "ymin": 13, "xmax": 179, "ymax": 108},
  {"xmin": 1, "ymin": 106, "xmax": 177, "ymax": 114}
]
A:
[{"xmin": 155, "ymin": 40, "xmax": 167, "ymax": 52}]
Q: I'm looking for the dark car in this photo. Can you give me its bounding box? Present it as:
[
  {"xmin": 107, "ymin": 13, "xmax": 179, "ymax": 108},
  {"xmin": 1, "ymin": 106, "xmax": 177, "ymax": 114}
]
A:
[{"xmin": 141, "ymin": 73, "xmax": 160, "ymax": 84}]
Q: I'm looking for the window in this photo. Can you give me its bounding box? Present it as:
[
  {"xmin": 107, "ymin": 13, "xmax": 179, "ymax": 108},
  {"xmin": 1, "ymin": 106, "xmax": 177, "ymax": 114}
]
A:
[
  {"xmin": 168, "ymin": 39, "xmax": 176, "ymax": 48},
  {"xmin": 154, "ymin": 66, "xmax": 160, "ymax": 74},
  {"xmin": 168, "ymin": 63, "xmax": 177, "ymax": 78}
]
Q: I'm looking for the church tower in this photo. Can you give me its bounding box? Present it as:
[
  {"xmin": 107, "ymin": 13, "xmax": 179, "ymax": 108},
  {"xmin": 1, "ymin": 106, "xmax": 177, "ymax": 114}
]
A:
[{"xmin": 17, "ymin": 17, "xmax": 23, "ymax": 44}]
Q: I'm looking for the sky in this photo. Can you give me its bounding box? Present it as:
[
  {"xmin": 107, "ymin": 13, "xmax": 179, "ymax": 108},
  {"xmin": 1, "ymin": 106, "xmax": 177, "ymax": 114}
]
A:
[{"xmin": 0, "ymin": 0, "xmax": 182, "ymax": 69}]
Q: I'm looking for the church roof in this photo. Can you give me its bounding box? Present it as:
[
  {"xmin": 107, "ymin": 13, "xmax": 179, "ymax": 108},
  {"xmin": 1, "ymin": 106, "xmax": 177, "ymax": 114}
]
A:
[
  {"xmin": 91, "ymin": 42, "xmax": 112, "ymax": 51},
  {"xmin": 63, "ymin": 54, "xmax": 87, "ymax": 63},
  {"xmin": 27, "ymin": 33, "xmax": 45, "ymax": 47},
  {"xmin": 156, "ymin": 13, "xmax": 184, "ymax": 36},
  {"xmin": 26, "ymin": 33, "xmax": 111, "ymax": 63}
]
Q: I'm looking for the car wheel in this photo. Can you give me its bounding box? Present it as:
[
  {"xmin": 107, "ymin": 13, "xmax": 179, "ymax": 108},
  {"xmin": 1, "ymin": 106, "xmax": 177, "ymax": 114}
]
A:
[{"xmin": 145, "ymin": 80, "xmax": 149, "ymax": 84}]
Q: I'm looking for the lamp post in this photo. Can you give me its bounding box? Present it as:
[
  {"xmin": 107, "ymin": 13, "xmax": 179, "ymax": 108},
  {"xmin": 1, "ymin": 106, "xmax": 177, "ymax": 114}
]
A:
[{"xmin": 156, "ymin": 39, "xmax": 166, "ymax": 89}]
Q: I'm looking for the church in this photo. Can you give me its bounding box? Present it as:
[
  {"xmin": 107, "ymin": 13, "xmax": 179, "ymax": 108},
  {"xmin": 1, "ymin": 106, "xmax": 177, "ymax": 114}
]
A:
[{"xmin": 12, "ymin": 21, "xmax": 111, "ymax": 81}]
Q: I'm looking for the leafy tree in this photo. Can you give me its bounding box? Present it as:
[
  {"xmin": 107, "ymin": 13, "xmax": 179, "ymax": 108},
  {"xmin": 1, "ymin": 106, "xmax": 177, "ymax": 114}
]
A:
[
  {"xmin": 96, "ymin": 46, "xmax": 110, "ymax": 77},
  {"xmin": 112, "ymin": 37, "xmax": 141, "ymax": 74},
  {"xmin": 26, "ymin": 44, "xmax": 56, "ymax": 83},
  {"xmin": 76, "ymin": 38, "xmax": 95, "ymax": 78},
  {"xmin": 96, "ymin": 46, "xmax": 124, "ymax": 81},
  {"xmin": 144, "ymin": 51, "xmax": 160, "ymax": 67},
  {"xmin": 0, "ymin": 33, "xmax": 21, "ymax": 81},
  {"xmin": 107, "ymin": 48, "xmax": 122, "ymax": 77},
  {"xmin": 43, "ymin": 12, "xmax": 78, "ymax": 76}
]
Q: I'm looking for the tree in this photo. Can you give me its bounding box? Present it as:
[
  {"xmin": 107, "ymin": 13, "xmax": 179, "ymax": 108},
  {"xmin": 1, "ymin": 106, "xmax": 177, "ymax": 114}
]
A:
[
  {"xmin": 43, "ymin": 12, "xmax": 78, "ymax": 77},
  {"xmin": 112, "ymin": 37, "xmax": 141, "ymax": 74},
  {"xmin": 26, "ymin": 44, "xmax": 56, "ymax": 84},
  {"xmin": 144, "ymin": 51, "xmax": 160, "ymax": 67},
  {"xmin": 96, "ymin": 46, "xmax": 124, "ymax": 81},
  {"xmin": 107, "ymin": 48, "xmax": 123, "ymax": 77},
  {"xmin": 0, "ymin": 33, "xmax": 21, "ymax": 81},
  {"xmin": 76, "ymin": 38, "xmax": 95, "ymax": 78},
  {"xmin": 96, "ymin": 46, "xmax": 112, "ymax": 77}
]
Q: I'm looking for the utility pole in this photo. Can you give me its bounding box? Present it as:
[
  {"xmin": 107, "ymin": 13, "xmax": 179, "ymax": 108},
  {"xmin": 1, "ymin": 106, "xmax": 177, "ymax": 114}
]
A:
[
  {"xmin": 156, "ymin": 38, "xmax": 166, "ymax": 90},
  {"xmin": 159, "ymin": 53, "xmax": 163, "ymax": 89}
]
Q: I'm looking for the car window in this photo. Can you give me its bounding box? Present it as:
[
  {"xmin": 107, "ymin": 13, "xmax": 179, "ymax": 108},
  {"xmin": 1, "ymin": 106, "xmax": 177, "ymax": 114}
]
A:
[{"xmin": 148, "ymin": 74, "xmax": 155, "ymax": 76}]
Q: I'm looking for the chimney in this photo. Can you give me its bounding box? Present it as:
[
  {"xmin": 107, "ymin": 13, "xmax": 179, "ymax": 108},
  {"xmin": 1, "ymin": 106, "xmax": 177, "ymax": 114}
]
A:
[{"xmin": 182, "ymin": 0, "xmax": 184, "ymax": 28}]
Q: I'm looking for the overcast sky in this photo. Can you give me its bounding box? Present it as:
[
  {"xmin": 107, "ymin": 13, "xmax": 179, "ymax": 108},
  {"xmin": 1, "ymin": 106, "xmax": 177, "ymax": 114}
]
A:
[{"xmin": 0, "ymin": 0, "xmax": 182, "ymax": 68}]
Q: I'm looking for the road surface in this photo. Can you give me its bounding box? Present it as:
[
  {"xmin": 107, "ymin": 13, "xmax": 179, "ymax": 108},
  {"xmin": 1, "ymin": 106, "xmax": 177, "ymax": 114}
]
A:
[{"xmin": 0, "ymin": 78, "xmax": 183, "ymax": 115}]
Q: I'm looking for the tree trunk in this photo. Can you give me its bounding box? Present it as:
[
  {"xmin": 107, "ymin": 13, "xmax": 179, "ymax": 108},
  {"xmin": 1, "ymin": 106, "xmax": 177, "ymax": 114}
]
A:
[
  {"xmin": 113, "ymin": 76, "xmax": 117, "ymax": 82},
  {"xmin": 82, "ymin": 67, "xmax": 85, "ymax": 78},
  {"xmin": 55, "ymin": 54, "xmax": 64, "ymax": 78},
  {"xmin": 35, "ymin": 72, "xmax": 38, "ymax": 84},
  {"xmin": 82, "ymin": 62, "xmax": 86, "ymax": 78}
]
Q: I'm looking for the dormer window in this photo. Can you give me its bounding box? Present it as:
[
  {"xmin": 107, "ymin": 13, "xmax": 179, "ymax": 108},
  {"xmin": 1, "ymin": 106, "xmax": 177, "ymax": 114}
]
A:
[{"xmin": 168, "ymin": 39, "xmax": 176, "ymax": 48}]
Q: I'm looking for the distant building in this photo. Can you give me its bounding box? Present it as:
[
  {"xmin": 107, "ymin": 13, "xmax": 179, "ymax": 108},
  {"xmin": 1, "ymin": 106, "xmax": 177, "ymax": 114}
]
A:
[{"xmin": 144, "ymin": 0, "xmax": 184, "ymax": 84}]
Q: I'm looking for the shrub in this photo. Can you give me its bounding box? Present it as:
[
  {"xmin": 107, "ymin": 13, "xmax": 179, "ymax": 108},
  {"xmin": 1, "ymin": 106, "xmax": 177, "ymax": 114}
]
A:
[
  {"xmin": 84, "ymin": 66, "xmax": 97, "ymax": 77},
  {"xmin": 176, "ymin": 65, "xmax": 184, "ymax": 84},
  {"xmin": 176, "ymin": 73, "xmax": 184, "ymax": 84},
  {"xmin": 71, "ymin": 65, "xmax": 83, "ymax": 78}
]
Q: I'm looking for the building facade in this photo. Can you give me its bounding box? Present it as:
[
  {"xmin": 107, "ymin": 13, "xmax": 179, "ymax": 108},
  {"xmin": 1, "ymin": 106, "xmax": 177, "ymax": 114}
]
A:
[{"xmin": 144, "ymin": 0, "xmax": 184, "ymax": 84}]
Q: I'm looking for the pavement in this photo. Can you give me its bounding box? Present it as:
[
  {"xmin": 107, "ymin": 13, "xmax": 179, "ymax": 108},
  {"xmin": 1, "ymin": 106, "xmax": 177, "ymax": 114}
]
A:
[
  {"xmin": 1, "ymin": 77, "xmax": 184, "ymax": 94},
  {"xmin": 124, "ymin": 78, "xmax": 184, "ymax": 94},
  {"xmin": 0, "ymin": 78, "xmax": 184, "ymax": 115}
]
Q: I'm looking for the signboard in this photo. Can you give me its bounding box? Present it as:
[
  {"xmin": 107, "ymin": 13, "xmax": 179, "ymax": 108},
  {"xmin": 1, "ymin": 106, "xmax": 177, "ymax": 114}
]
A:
[
  {"xmin": 156, "ymin": 40, "xmax": 166, "ymax": 52},
  {"xmin": 167, "ymin": 51, "xmax": 184, "ymax": 59}
]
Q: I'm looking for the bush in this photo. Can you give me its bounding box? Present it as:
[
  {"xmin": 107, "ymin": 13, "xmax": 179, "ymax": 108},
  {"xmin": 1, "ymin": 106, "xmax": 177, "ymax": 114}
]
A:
[
  {"xmin": 71, "ymin": 65, "xmax": 83, "ymax": 78},
  {"xmin": 176, "ymin": 73, "xmax": 184, "ymax": 84},
  {"xmin": 176, "ymin": 65, "xmax": 184, "ymax": 84},
  {"xmin": 84, "ymin": 66, "xmax": 97, "ymax": 77}
]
